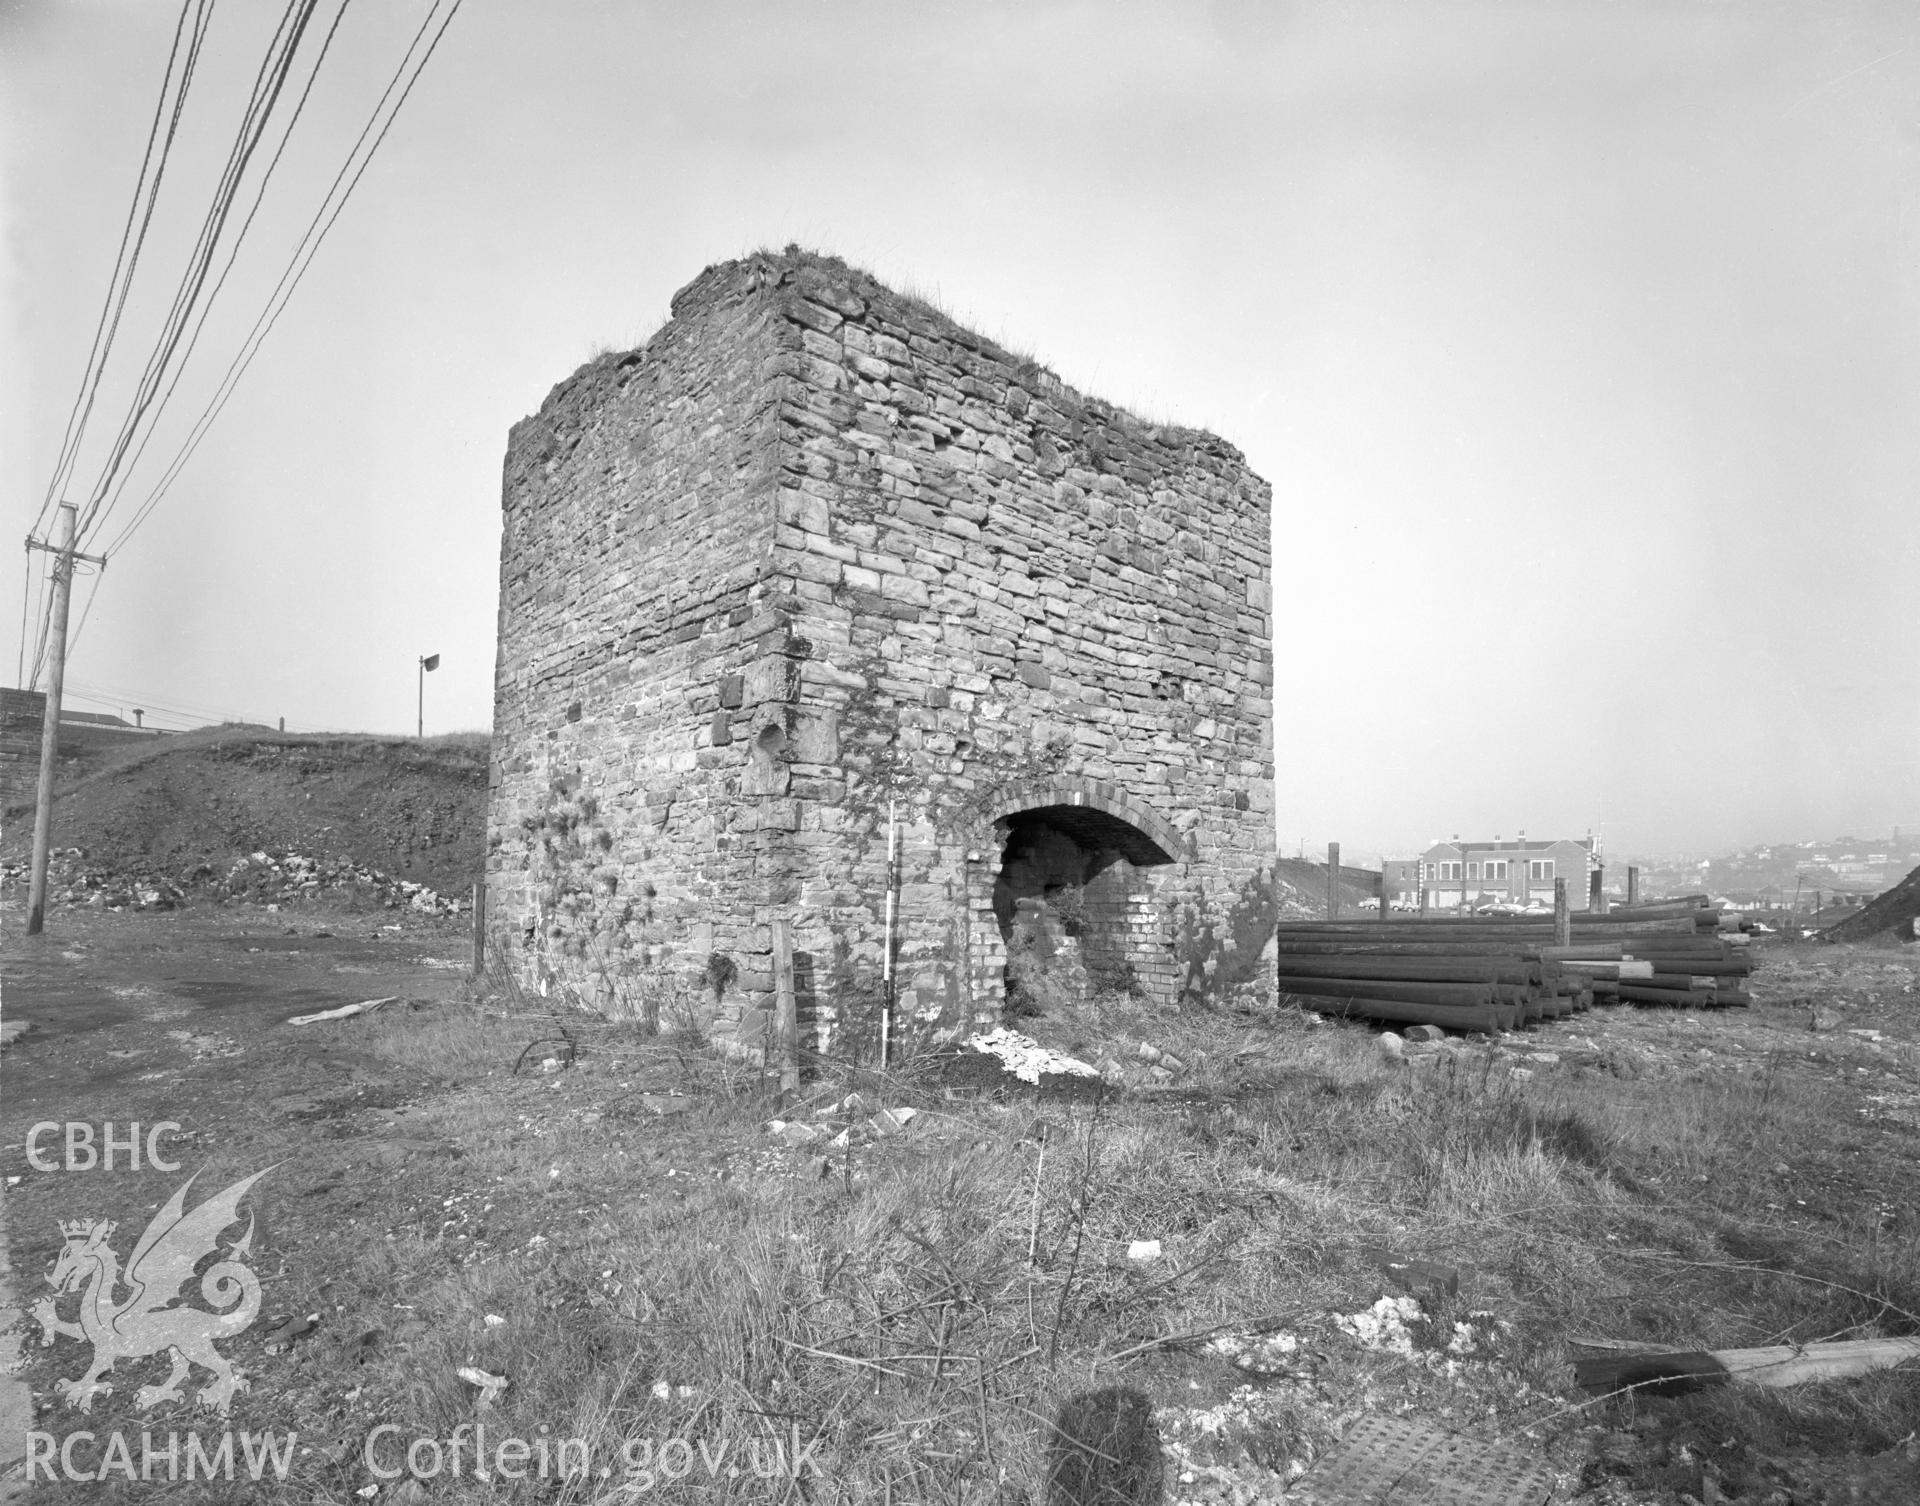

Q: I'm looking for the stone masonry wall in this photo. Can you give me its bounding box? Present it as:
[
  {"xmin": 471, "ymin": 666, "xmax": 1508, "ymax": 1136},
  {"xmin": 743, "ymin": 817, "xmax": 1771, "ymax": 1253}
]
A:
[
  {"xmin": 490, "ymin": 250, "xmax": 1276, "ymax": 1056},
  {"xmin": 0, "ymin": 689, "xmax": 46, "ymax": 817},
  {"xmin": 488, "ymin": 269, "xmax": 792, "ymax": 1024}
]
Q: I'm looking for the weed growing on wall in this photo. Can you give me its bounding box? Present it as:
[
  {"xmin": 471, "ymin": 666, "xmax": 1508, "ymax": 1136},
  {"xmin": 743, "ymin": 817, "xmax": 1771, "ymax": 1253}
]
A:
[
  {"xmin": 1167, "ymin": 866, "xmax": 1280, "ymax": 1006},
  {"xmin": 519, "ymin": 768, "xmax": 712, "ymax": 1031}
]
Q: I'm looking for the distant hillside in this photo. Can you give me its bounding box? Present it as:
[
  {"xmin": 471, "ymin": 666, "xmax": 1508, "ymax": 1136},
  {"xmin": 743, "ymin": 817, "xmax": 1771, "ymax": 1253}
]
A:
[
  {"xmin": 1822, "ymin": 863, "xmax": 1920, "ymax": 943},
  {"xmin": 0, "ymin": 726, "xmax": 488, "ymax": 900},
  {"xmin": 1274, "ymin": 857, "xmax": 1379, "ymax": 918}
]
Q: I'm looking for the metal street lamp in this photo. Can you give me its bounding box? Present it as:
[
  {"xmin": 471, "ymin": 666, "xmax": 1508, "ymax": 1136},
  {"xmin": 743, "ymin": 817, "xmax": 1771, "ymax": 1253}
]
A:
[{"xmin": 418, "ymin": 653, "xmax": 439, "ymax": 739}]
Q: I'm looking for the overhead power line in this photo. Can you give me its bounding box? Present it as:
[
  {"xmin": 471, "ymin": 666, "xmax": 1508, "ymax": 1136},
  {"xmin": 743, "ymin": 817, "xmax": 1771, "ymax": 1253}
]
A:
[
  {"xmin": 34, "ymin": 0, "xmax": 212, "ymax": 544},
  {"xmin": 96, "ymin": 0, "xmax": 466, "ymax": 560},
  {"xmin": 84, "ymin": 0, "xmax": 357, "ymax": 551},
  {"xmin": 64, "ymin": 677, "xmax": 321, "ymax": 733},
  {"xmin": 20, "ymin": 0, "xmax": 465, "ymax": 700},
  {"xmin": 76, "ymin": 0, "xmax": 333, "ymax": 544}
]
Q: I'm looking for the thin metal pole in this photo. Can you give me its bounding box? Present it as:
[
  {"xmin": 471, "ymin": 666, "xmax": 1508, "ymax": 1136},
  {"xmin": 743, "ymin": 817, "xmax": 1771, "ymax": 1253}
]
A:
[
  {"xmin": 417, "ymin": 657, "xmax": 424, "ymax": 739},
  {"xmin": 880, "ymin": 802, "xmax": 897, "ymax": 1066},
  {"xmin": 26, "ymin": 504, "xmax": 78, "ymax": 936}
]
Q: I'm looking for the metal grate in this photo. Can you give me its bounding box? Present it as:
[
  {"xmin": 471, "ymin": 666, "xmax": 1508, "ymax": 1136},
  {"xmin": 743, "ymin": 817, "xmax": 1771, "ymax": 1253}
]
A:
[{"xmin": 1300, "ymin": 1415, "xmax": 1558, "ymax": 1506}]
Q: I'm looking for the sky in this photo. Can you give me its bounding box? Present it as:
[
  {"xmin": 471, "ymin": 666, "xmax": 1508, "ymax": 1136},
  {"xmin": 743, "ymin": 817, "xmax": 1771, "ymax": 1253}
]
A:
[{"xmin": 3, "ymin": 0, "xmax": 1918, "ymax": 863}]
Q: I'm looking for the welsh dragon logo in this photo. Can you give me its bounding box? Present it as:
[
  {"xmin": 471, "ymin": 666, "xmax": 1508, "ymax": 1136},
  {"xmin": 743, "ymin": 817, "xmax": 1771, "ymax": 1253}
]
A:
[{"xmin": 33, "ymin": 1167, "xmax": 271, "ymax": 1415}]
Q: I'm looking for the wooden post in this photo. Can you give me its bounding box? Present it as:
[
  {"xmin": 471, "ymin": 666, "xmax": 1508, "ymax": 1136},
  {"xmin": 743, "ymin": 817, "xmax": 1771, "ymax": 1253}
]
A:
[
  {"xmin": 1326, "ymin": 842, "xmax": 1340, "ymax": 921},
  {"xmin": 26, "ymin": 503, "xmax": 79, "ymax": 937},
  {"xmin": 772, "ymin": 917, "xmax": 798, "ymax": 1094},
  {"xmin": 1588, "ymin": 867, "xmax": 1603, "ymax": 916},
  {"xmin": 1553, "ymin": 878, "xmax": 1571, "ymax": 947},
  {"xmin": 1627, "ymin": 866, "xmax": 1640, "ymax": 906},
  {"xmin": 1419, "ymin": 882, "xmax": 1429, "ymax": 916},
  {"xmin": 470, "ymin": 879, "xmax": 486, "ymax": 980}
]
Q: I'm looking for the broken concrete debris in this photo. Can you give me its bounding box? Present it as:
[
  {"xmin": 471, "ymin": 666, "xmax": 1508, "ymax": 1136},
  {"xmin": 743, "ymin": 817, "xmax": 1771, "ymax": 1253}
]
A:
[
  {"xmin": 455, "ymin": 1365, "xmax": 509, "ymax": 1409},
  {"xmin": 766, "ymin": 1103, "xmax": 920, "ymax": 1150},
  {"xmin": 967, "ymin": 1026, "xmax": 1102, "ymax": 1084},
  {"xmin": 0, "ymin": 846, "xmax": 467, "ymax": 915}
]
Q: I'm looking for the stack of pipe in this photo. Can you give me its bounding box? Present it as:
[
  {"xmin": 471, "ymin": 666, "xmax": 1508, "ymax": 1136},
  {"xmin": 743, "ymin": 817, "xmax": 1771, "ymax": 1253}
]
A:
[{"xmin": 1273, "ymin": 899, "xmax": 1754, "ymax": 1032}]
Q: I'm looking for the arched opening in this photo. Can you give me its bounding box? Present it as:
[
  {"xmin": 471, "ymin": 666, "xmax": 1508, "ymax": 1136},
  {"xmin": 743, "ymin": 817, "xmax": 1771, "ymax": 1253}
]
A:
[{"xmin": 992, "ymin": 802, "xmax": 1177, "ymax": 1012}]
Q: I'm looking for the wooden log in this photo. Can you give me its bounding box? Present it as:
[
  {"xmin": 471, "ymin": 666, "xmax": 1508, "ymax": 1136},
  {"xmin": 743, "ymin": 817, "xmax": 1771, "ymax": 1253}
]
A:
[
  {"xmin": 470, "ymin": 878, "xmax": 487, "ymax": 980},
  {"xmin": 1614, "ymin": 983, "xmax": 1730, "ymax": 1007},
  {"xmin": 1550, "ymin": 959, "xmax": 1655, "ymax": 981},
  {"xmin": 772, "ymin": 916, "xmax": 799, "ymax": 1094},
  {"xmin": 1283, "ymin": 993, "xmax": 1502, "ymax": 1033},
  {"xmin": 1538, "ymin": 942, "xmax": 1624, "ymax": 961},
  {"xmin": 1262, "ymin": 955, "xmax": 1537, "ymax": 984},
  {"xmin": 1275, "ymin": 940, "xmax": 1545, "ymax": 958},
  {"xmin": 1572, "ymin": 1337, "xmax": 1920, "ymax": 1395},
  {"xmin": 1273, "ymin": 975, "xmax": 1498, "ymax": 1007}
]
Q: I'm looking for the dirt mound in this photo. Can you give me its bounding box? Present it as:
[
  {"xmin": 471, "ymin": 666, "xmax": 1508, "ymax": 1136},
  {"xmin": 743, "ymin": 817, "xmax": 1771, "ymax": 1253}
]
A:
[
  {"xmin": 1822, "ymin": 862, "xmax": 1920, "ymax": 942},
  {"xmin": 0, "ymin": 727, "xmax": 488, "ymax": 905},
  {"xmin": 1274, "ymin": 857, "xmax": 1379, "ymax": 918}
]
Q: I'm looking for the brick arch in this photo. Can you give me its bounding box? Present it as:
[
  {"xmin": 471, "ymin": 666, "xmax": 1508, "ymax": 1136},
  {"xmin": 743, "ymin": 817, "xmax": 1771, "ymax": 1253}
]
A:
[
  {"xmin": 971, "ymin": 774, "xmax": 1188, "ymax": 865},
  {"xmin": 958, "ymin": 775, "xmax": 1188, "ymax": 1022}
]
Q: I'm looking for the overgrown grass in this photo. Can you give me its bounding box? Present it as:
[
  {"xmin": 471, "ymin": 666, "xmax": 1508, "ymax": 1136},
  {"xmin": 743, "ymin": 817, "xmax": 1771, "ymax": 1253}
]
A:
[{"xmin": 19, "ymin": 943, "xmax": 1916, "ymax": 1501}]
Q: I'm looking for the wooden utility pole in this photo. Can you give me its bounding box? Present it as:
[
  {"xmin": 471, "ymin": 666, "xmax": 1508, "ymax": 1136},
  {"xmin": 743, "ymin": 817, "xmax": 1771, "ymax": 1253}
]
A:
[
  {"xmin": 26, "ymin": 504, "xmax": 102, "ymax": 937},
  {"xmin": 470, "ymin": 879, "xmax": 487, "ymax": 980},
  {"xmin": 1627, "ymin": 866, "xmax": 1640, "ymax": 906},
  {"xmin": 1326, "ymin": 842, "xmax": 1340, "ymax": 921},
  {"xmin": 772, "ymin": 916, "xmax": 798, "ymax": 1093},
  {"xmin": 1553, "ymin": 878, "xmax": 1571, "ymax": 947},
  {"xmin": 1589, "ymin": 866, "xmax": 1605, "ymax": 915}
]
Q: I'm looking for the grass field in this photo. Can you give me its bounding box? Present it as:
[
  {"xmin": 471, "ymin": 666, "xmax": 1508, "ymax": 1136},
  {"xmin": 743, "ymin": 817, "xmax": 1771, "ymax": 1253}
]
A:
[{"xmin": 8, "ymin": 923, "xmax": 1918, "ymax": 1503}]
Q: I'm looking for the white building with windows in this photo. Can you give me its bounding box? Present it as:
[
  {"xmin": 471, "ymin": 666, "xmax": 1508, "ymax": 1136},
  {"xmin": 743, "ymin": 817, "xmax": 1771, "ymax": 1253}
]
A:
[{"xmin": 1384, "ymin": 836, "xmax": 1601, "ymax": 911}]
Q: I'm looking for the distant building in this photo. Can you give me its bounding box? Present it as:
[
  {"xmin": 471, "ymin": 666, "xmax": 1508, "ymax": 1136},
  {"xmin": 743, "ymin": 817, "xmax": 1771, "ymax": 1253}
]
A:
[
  {"xmin": 1379, "ymin": 857, "xmax": 1423, "ymax": 909},
  {"xmin": 1386, "ymin": 836, "xmax": 1601, "ymax": 911},
  {"xmin": 0, "ymin": 689, "xmax": 164, "ymax": 812}
]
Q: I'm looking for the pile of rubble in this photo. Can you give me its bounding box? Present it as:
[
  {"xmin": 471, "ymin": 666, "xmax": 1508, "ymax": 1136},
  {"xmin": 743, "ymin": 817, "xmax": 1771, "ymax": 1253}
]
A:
[
  {"xmin": 765, "ymin": 1091, "xmax": 921, "ymax": 1149},
  {"xmin": 0, "ymin": 850, "xmax": 188, "ymax": 912},
  {"xmin": 213, "ymin": 850, "xmax": 466, "ymax": 915},
  {"xmin": 966, "ymin": 1025, "xmax": 1104, "ymax": 1083},
  {"xmin": 0, "ymin": 847, "xmax": 466, "ymax": 916}
]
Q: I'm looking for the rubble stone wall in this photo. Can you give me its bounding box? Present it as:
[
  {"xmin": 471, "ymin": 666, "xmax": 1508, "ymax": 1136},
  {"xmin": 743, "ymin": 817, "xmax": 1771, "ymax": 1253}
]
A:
[
  {"xmin": 490, "ymin": 250, "xmax": 1276, "ymax": 1052},
  {"xmin": 486, "ymin": 275, "xmax": 791, "ymax": 1020},
  {"xmin": 0, "ymin": 689, "xmax": 45, "ymax": 815}
]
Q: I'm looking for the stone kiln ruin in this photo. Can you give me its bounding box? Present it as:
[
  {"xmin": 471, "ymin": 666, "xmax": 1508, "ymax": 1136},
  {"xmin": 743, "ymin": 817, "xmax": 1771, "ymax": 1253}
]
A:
[{"xmin": 488, "ymin": 250, "xmax": 1275, "ymax": 1056}]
